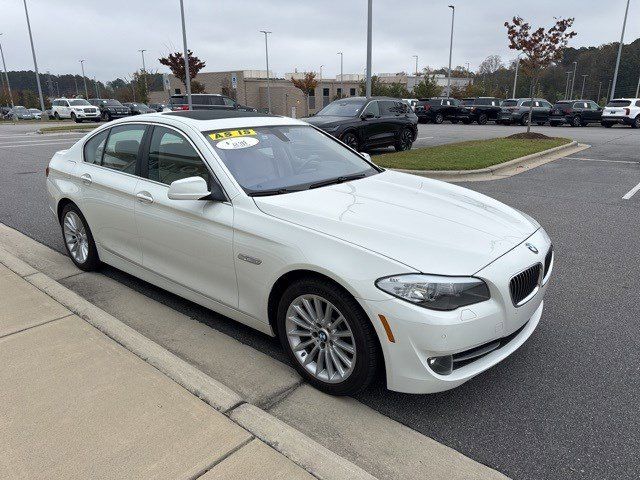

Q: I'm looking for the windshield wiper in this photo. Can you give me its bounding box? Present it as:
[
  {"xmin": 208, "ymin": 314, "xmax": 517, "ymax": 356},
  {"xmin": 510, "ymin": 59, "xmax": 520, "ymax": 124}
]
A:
[
  {"xmin": 248, "ymin": 187, "xmax": 305, "ymax": 197},
  {"xmin": 308, "ymin": 173, "xmax": 367, "ymax": 189}
]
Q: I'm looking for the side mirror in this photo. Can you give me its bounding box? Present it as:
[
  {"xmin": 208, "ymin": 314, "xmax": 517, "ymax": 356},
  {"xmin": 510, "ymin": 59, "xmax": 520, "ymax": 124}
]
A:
[
  {"xmin": 362, "ymin": 112, "xmax": 375, "ymax": 120},
  {"xmin": 360, "ymin": 152, "xmax": 372, "ymax": 162},
  {"xmin": 167, "ymin": 176, "xmax": 211, "ymax": 201}
]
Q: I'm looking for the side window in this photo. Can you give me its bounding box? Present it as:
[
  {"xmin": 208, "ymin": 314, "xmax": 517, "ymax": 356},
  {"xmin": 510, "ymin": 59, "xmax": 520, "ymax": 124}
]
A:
[
  {"xmin": 362, "ymin": 101, "xmax": 380, "ymax": 117},
  {"xmin": 522, "ymin": 101, "xmax": 531, "ymax": 107},
  {"xmin": 102, "ymin": 124, "xmax": 146, "ymax": 174},
  {"xmin": 379, "ymin": 101, "xmax": 397, "ymax": 116},
  {"xmin": 222, "ymin": 97, "xmax": 236, "ymax": 107},
  {"xmin": 210, "ymin": 96, "xmax": 225, "ymax": 106},
  {"xmin": 83, "ymin": 130, "xmax": 109, "ymax": 165},
  {"xmin": 147, "ymin": 126, "xmax": 210, "ymax": 185}
]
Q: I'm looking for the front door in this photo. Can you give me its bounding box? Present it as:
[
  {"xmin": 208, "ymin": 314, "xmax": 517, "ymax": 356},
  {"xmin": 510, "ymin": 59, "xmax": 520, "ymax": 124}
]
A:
[
  {"xmin": 360, "ymin": 100, "xmax": 387, "ymax": 147},
  {"xmin": 134, "ymin": 125, "xmax": 237, "ymax": 308},
  {"xmin": 74, "ymin": 124, "xmax": 145, "ymax": 264}
]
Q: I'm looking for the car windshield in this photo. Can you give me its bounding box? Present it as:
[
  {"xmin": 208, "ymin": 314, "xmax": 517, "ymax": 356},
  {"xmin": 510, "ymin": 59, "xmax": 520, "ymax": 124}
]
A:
[
  {"xmin": 316, "ymin": 100, "xmax": 365, "ymax": 117},
  {"xmin": 105, "ymin": 99, "xmax": 123, "ymax": 106},
  {"xmin": 502, "ymin": 100, "xmax": 518, "ymax": 107},
  {"xmin": 69, "ymin": 99, "xmax": 90, "ymax": 106},
  {"xmin": 606, "ymin": 100, "xmax": 631, "ymax": 107},
  {"xmin": 204, "ymin": 125, "xmax": 378, "ymax": 195}
]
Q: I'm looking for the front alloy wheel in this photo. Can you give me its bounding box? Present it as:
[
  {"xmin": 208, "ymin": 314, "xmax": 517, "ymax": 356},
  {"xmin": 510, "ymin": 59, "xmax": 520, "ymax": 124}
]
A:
[
  {"xmin": 434, "ymin": 113, "xmax": 444, "ymax": 124},
  {"xmin": 395, "ymin": 128, "xmax": 413, "ymax": 151},
  {"xmin": 342, "ymin": 132, "xmax": 359, "ymax": 150}
]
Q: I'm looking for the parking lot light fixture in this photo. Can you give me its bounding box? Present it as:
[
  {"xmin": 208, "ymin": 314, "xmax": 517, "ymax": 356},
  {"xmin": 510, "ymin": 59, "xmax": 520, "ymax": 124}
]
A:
[
  {"xmin": 337, "ymin": 52, "xmax": 344, "ymax": 97},
  {"xmin": 22, "ymin": 0, "xmax": 45, "ymax": 112},
  {"xmin": 446, "ymin": 5, "xmax": 455, "ymax": 97},
  {"xmin": 569, "ymin": 61, "xmax": 577, "ymax": 99},
  {"xmin": 413, "ymin": 55, "xmax": 418, "ymax": 76},
  {"xmin": 0, "ymin": 33, "xmax": 14, "ymax": 108},
  {"xmin": 138, "ymin": 49, "xmax": 148, "ymax": 98},
  {"xmin": 611, "ymin": 0, "xmax": 630, "ymax": 100},
  {"xmin": 564, "ymin": 71, "xmax": 572, "ymax": 100},
  {"xmin": 79, "ymin": 60, "xmax": 88, "ymax": 99},
  {"xmin": 636, "ymin": 74, "xmax": 640, "ymax": 98},
  {"xmin": 179, "ymin": 0, "xmax": 192, "ymax": 110},
  {"xmin": 260, "ymin": 30, "xmax": 272, "ymax": 114},
  {"xmin": 580, "ymin": 74, "xmax": 588, "ymax": 99},
  {"xmin": 365, "ymin": 0, "xmax": 373, "ymax": 98},
  {"xmin": 93, "ymin": 77, "xmax": 99, "ymax": 98}
]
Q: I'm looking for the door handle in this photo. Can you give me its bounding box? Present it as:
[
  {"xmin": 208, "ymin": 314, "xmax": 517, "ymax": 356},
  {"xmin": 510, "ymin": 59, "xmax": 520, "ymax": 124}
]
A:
[
  {"xmin": 80, "ymin": 173, "xmax": 92, "ymax": 185},
  {"xmin": 136, "ymin": 191, "xmax": 154, "ymax": 204}
]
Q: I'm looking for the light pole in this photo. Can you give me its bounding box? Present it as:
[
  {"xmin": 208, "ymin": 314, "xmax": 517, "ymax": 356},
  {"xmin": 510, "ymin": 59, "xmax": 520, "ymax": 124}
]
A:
[
  {"xmin": 569, "ymin": 61, "xmax": 577, "ymax": 99},
  {"xmin": 139, "ymin": 49, "xmax": 148, "ymax": 99},
  {"xmin": 636, "ymin": 74, "xmax": 640, "ymax": 98},
  {"xmin": 93, "ymin": 77, "xmax": 99, "ymax": 98},
  {"xmin": 337, "ymin": 52, "xmax": 344, "ymax": 97},
  {"xmin": 79, "ymin": 60, "xmax": 88, "ymax": 99},
  {"xmin": 365, "ymin": 0, "xmax": 373, "ymax": 98},
  {"xmin": 564, "ymin": 71, "xmax": 572, "ymax": 100},
  {"xmin": 580, "ymin": 74, "xmax": 588, "ymax": 98},
  {"xmin": 22, "ymin": 0, "xmax": 45, "ymax": 112},
  {"xmin": 179, "ymin": 0, "xmax": 192, "ymax": 110},
  {"xmin": 319, "ymin": 64, "xmax": 324, "ymax": 80},
  {"xmin": 260, "ymin": 30, "xmax": 272, "ymax": 113},
  {"xmin": 611, "ymin": 0, "xmax": 630, "ymax": 100},
  {"xmin": 446, "ymin": 5, "xmax": 455, "ymax": 97},
  {"xmin": 597, "ymin": 81, "xmax": 602, "ymax": 103},
  {"xmin": 0, "ymin": 33, "xmax": 14, "ymax": 108},
  {"xmin": 512, "ymin": 54, "xmax": 522, "ymax": 98},
  {"xmin": 412, "ymin": 55, "xmax": 418, "ymax": 76}
]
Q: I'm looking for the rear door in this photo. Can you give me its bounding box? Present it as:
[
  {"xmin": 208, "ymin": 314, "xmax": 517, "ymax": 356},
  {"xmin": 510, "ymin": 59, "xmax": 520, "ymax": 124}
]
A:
[
  {"xmin": 378, "ymin": 100, "xmax": 403, "ymax": 144},
  {"xmin": 133, "ymin": 124, "xmax": 237, "ymax": 307},
  {"xmin": 74, "ymin": 124, "xmax": 145, "ymax": 264}
]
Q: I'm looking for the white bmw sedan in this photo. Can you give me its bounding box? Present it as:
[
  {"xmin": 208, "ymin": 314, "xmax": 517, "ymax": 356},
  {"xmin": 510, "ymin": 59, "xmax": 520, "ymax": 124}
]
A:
[{"xmin": 46, "ymin": 110, "xmax": 553, "ymax": 395}]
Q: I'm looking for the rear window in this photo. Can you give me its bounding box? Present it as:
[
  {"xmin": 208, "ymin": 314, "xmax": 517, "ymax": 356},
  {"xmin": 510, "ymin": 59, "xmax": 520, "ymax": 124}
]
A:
[
  {"xmin": 475, "ymin": 98, "xmax": 493, "ymax": 106},
  {"xmin": 606, "ymin": 100, "xmax": 631, "ymax": 107},
  {"xmin": 502, "ymin": 100, "xmax": 518, "ymax": 107}
]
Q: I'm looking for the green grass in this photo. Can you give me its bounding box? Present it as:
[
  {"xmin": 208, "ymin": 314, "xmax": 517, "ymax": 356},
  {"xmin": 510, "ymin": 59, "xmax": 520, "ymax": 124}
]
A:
[
  {"xmin": 376, "ymin": 137, "xmax": 571, "ymax": 171},
  {"xmin": 39, "ymin": 123, "xmax": 100, "ymax": 133}
]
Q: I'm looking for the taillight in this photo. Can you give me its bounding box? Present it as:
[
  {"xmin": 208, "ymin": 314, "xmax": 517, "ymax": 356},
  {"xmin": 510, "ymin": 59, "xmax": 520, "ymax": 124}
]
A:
[
  {"xmin": 45, "ymin": 166, "xmax": 49, "ymax": 177},
  {"xmin": 471, "ymin": 107, "xmax": 477, "ymax": 112},
  {"xmin": 172, "ymin": 105, "xmax": 189, "ymax": 111},
  {"xmin": 625, "ymin": 108, "xmax": 630, "ymax": 115}
]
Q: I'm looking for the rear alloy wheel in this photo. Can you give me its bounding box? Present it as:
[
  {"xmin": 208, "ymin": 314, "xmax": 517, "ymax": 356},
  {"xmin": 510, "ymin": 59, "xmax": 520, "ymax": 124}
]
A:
[
  {"xmin": 520, "ymin": 114, "xmax": 530, "ymax": 126},
  {"xmin": 632, "ymin": 116, "xmax": 640, "ymax": 129},
  {"xmin": 477, "ymin": 113, "xmax": 488, "ymax": 125},
  {"xmin": 60, "ymin": 204, "xmax": 100, "ymax": 271},
  {"xmin": 434, "ymin": 113, "xmax": 444, "ymax": 124},
  {"xmin": 395, "ymin": 128, "xmax": 414, "ymax": 151},
  {"xmin": 277, "ymin": 278, "xmax": 379, "ymax": 395},
  {"xmin": 571, "ymin": 115, "xmax": 582, "ymax": 127},
  {"xmin": 54, "ymin": 112, "xmax": 61, "ymax": 120},
  {"xmin": 342, "ymin": 132, "xmax": 359, "ymax": 151}
]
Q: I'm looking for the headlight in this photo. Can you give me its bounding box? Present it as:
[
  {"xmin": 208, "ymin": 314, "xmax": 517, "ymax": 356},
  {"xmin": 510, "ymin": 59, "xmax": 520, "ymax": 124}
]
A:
[{"xmin": 375, "ymin": 274, "xmax": 490, "ymax": 311}]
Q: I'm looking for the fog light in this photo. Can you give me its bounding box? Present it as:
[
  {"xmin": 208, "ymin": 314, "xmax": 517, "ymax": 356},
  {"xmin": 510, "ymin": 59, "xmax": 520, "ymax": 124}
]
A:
[{"xmin": 428, "ymin": 355, "xmax": 453, "ymax": 375}]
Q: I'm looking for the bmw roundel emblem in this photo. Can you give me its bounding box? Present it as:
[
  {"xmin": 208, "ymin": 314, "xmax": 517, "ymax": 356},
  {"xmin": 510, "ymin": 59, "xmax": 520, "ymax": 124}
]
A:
[{"xmin": 526, "ymin": 243, "xmax": 539, "ymax": 254}]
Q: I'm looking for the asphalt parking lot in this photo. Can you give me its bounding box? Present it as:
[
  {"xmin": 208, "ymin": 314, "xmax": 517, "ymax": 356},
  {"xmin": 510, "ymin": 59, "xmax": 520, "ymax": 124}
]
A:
[{"xmin": 1, "ymin": 121, "xmax": 638, "ymax": 479}]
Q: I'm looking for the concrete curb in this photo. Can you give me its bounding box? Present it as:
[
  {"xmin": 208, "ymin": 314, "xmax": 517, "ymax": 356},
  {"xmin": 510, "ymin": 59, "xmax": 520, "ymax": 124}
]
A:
[
  {"xmin": 392, "ymin": 140, "xmax": 578, "ymax": 180},
  {"xmin": 0, "ymin": 245, "xmax": 377, "ymax": 480},
  {"xmin": 230, "ymin": 404, "xmax": 376, "ymax": 480}
]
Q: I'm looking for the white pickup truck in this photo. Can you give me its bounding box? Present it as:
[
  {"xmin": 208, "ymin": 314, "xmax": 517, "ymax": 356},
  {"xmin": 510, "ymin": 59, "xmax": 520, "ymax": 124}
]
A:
[{"xmin": 601, "ymin": 98, "xmax": 640, "ymax": 128}]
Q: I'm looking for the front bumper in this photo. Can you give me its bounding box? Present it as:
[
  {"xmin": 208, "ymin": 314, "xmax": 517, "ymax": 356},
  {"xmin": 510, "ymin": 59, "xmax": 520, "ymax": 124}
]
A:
[
  {"xmin": 73, "ymin": 110, "xmax": 100, "ymax": 119},
  {"xmin": 361, "ymin": 228, "xmax": 552, "ymax": 394}
]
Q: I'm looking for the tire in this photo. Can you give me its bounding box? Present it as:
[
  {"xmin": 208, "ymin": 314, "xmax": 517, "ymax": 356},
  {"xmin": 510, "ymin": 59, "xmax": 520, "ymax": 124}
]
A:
[
  {"xmin": 101, "ymin": 111, "xmax": 111, "ymax": 122},
  {"xmin": 54, "ymin": 112, "xmax": 60, "ymax": 120},
  {"xmin": 601, "ymin": 122, "xmax": 613, "ymax": 128},
  {"xmin": 276, "ymin": 277, "xmax": 379, "ymax": 395},
  {"xmin": 341, "ymin": 132, "xmax": 360, "ymax": 151},
  {"xmin": 434, "ymin": 113, "xmax": 444, "ymax": 124},
  {"xmin": 394, "ymin": 128, "xmax": 414, "ymax": 152},
  {"xmin": 632, "ymin": 116, "xmax": 640, "ymax": 129},
  {"xmin": 520, "ymin": 114, "xmax": 530, "ymax": 126},
  {"xmin": 60, "ymin": 204, "xmax": 100, "ymax": 271},
  {"xmin": 571, "ymin": 115, "xmax": 582, "ymax": 127},
  {"xmin": 477, "ymin": 113, "xmax": 488, "ymax": 125}
]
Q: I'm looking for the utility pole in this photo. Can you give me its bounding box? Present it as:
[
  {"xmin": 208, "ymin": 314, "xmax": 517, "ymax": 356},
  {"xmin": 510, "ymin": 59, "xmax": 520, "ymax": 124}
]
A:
[
  {"xmin": 611, "ymin": 0, "xmax": 630, "ymax": 100},
  {"xmin": 580, "ymin": 74, "xmax": 588, "ymax": 98},
  {"xmin": 337, "ymin": 52, "xmax": 344, "ymax": 97},
  {"xmin": 569, "ymin": 61, "xmax": 577, "ymax": 99},
  {"xmin": 446, "ymin": 5, "xmax": 455, "ymax": 97},
  {"xmin": 0, "ymin": 33, "xmax": 14, "ymax": 107},
  {"xmin": 179, "ymin": 0, "xmax": 192, "ymax": 110},
  {"xmin": 260, "ymin": 30, "xmax": 272, "ymax": 113},
  {"xmin": 512, "ymin": 55, "xmax": 521, "ymax": 98},
  {"xmin": 22, "ymin": 0, "xmax": 45, "ymax": 112},
  {"xmin": 138, "ymin": 49, "xmax": 148, "ymax": 99},
  {"xmin": 79, "ymin": 60, "xmax": 88, "ymax": 98},
  {"xmin": 365, "ymin": 0, "xmax": 373, "ymax": 98}
]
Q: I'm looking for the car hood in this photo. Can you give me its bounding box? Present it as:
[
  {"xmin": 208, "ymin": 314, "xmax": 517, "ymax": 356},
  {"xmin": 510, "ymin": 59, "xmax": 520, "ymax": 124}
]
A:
[
  {"xmin": 302, "ymin": 116, "xmax": 351, "ymax": 128},
  {"xmin": 253, "ymin": 170, "xmax": 538, "ymax": 275}
]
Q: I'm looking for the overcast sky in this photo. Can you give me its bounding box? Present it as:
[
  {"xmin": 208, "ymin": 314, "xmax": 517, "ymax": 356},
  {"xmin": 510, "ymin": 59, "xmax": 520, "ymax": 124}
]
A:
[{"xmin": 0, "ymin": 0, "xmax": 638, "ymax": 82}]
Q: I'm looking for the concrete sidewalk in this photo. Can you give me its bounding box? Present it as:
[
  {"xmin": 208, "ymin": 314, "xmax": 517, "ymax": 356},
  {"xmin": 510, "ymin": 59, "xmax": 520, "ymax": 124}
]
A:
[{"xmin": 0, "ymin": 263, "xmax": 315, "ymax": 479}]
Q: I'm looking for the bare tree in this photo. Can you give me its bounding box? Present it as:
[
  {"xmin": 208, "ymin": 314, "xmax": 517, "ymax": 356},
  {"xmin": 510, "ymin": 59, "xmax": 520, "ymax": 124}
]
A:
[
  {"xmin": 505, "ymin": 16, "xmax": 576, "ymax": 133},
  {"xmin": 478, "ymin": 55, "xmax": 504, "ymax": 75}
]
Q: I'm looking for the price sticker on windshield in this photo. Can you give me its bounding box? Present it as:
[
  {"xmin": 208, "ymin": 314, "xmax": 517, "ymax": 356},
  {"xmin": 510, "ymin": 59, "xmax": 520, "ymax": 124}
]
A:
[
  {"xmin": 216, "ymin": 137, "xmax": 259, "ymax": 150},
  {"xmin": 209, "ymin": 129, "xmax": 256, "ymax": 140}
]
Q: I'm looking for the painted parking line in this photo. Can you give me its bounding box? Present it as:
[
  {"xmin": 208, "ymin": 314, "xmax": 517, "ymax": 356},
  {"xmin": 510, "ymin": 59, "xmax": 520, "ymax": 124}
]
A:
[
  {"xmin": 0, "ymin": 140, "xmax": 77, "ymax": 149},
  {"xmin": 564, "ymin": 156, "xmax": 639, "ymax": 164},
  {"xmin": 622, "ymin": 181, "xmax": 640, "ymax": 200}
]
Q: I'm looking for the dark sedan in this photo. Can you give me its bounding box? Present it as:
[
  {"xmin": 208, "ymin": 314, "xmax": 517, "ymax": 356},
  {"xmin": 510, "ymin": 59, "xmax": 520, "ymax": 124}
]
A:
[
  {"xmin": 123, "ymin": 102, "xmax": 157, "ymax": 115},
  {"xmin": 303, "ymin": 96, "xmax": 418, "ymax": 152}
]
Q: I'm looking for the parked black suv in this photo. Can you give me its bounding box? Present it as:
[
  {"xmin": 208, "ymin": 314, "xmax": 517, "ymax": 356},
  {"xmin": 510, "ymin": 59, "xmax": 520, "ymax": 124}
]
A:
[
  {"xmin": 169, "ymin": 94, "xmax": 256, "ymax": 112},
  {"xmin": 303, "ymin": 96, "xmax": 418, "ymax": 152},
  {"xmin": 122, "ymin": 102, "xmax": 157, "ymax": 115},
  {"xmin": 549, "ymin": 100, "xmax": 602, "ymax": 127},
  {"xmin": 415, "ymin": 98, "xmax": 461, "ymax": 124},
  {"xmin": 457, "ymin": 97, "xmax": 502, "ymax": 124},
  {"xmin": 88, "ymin": 99, "xmax": 131, "ymax": 121}
]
